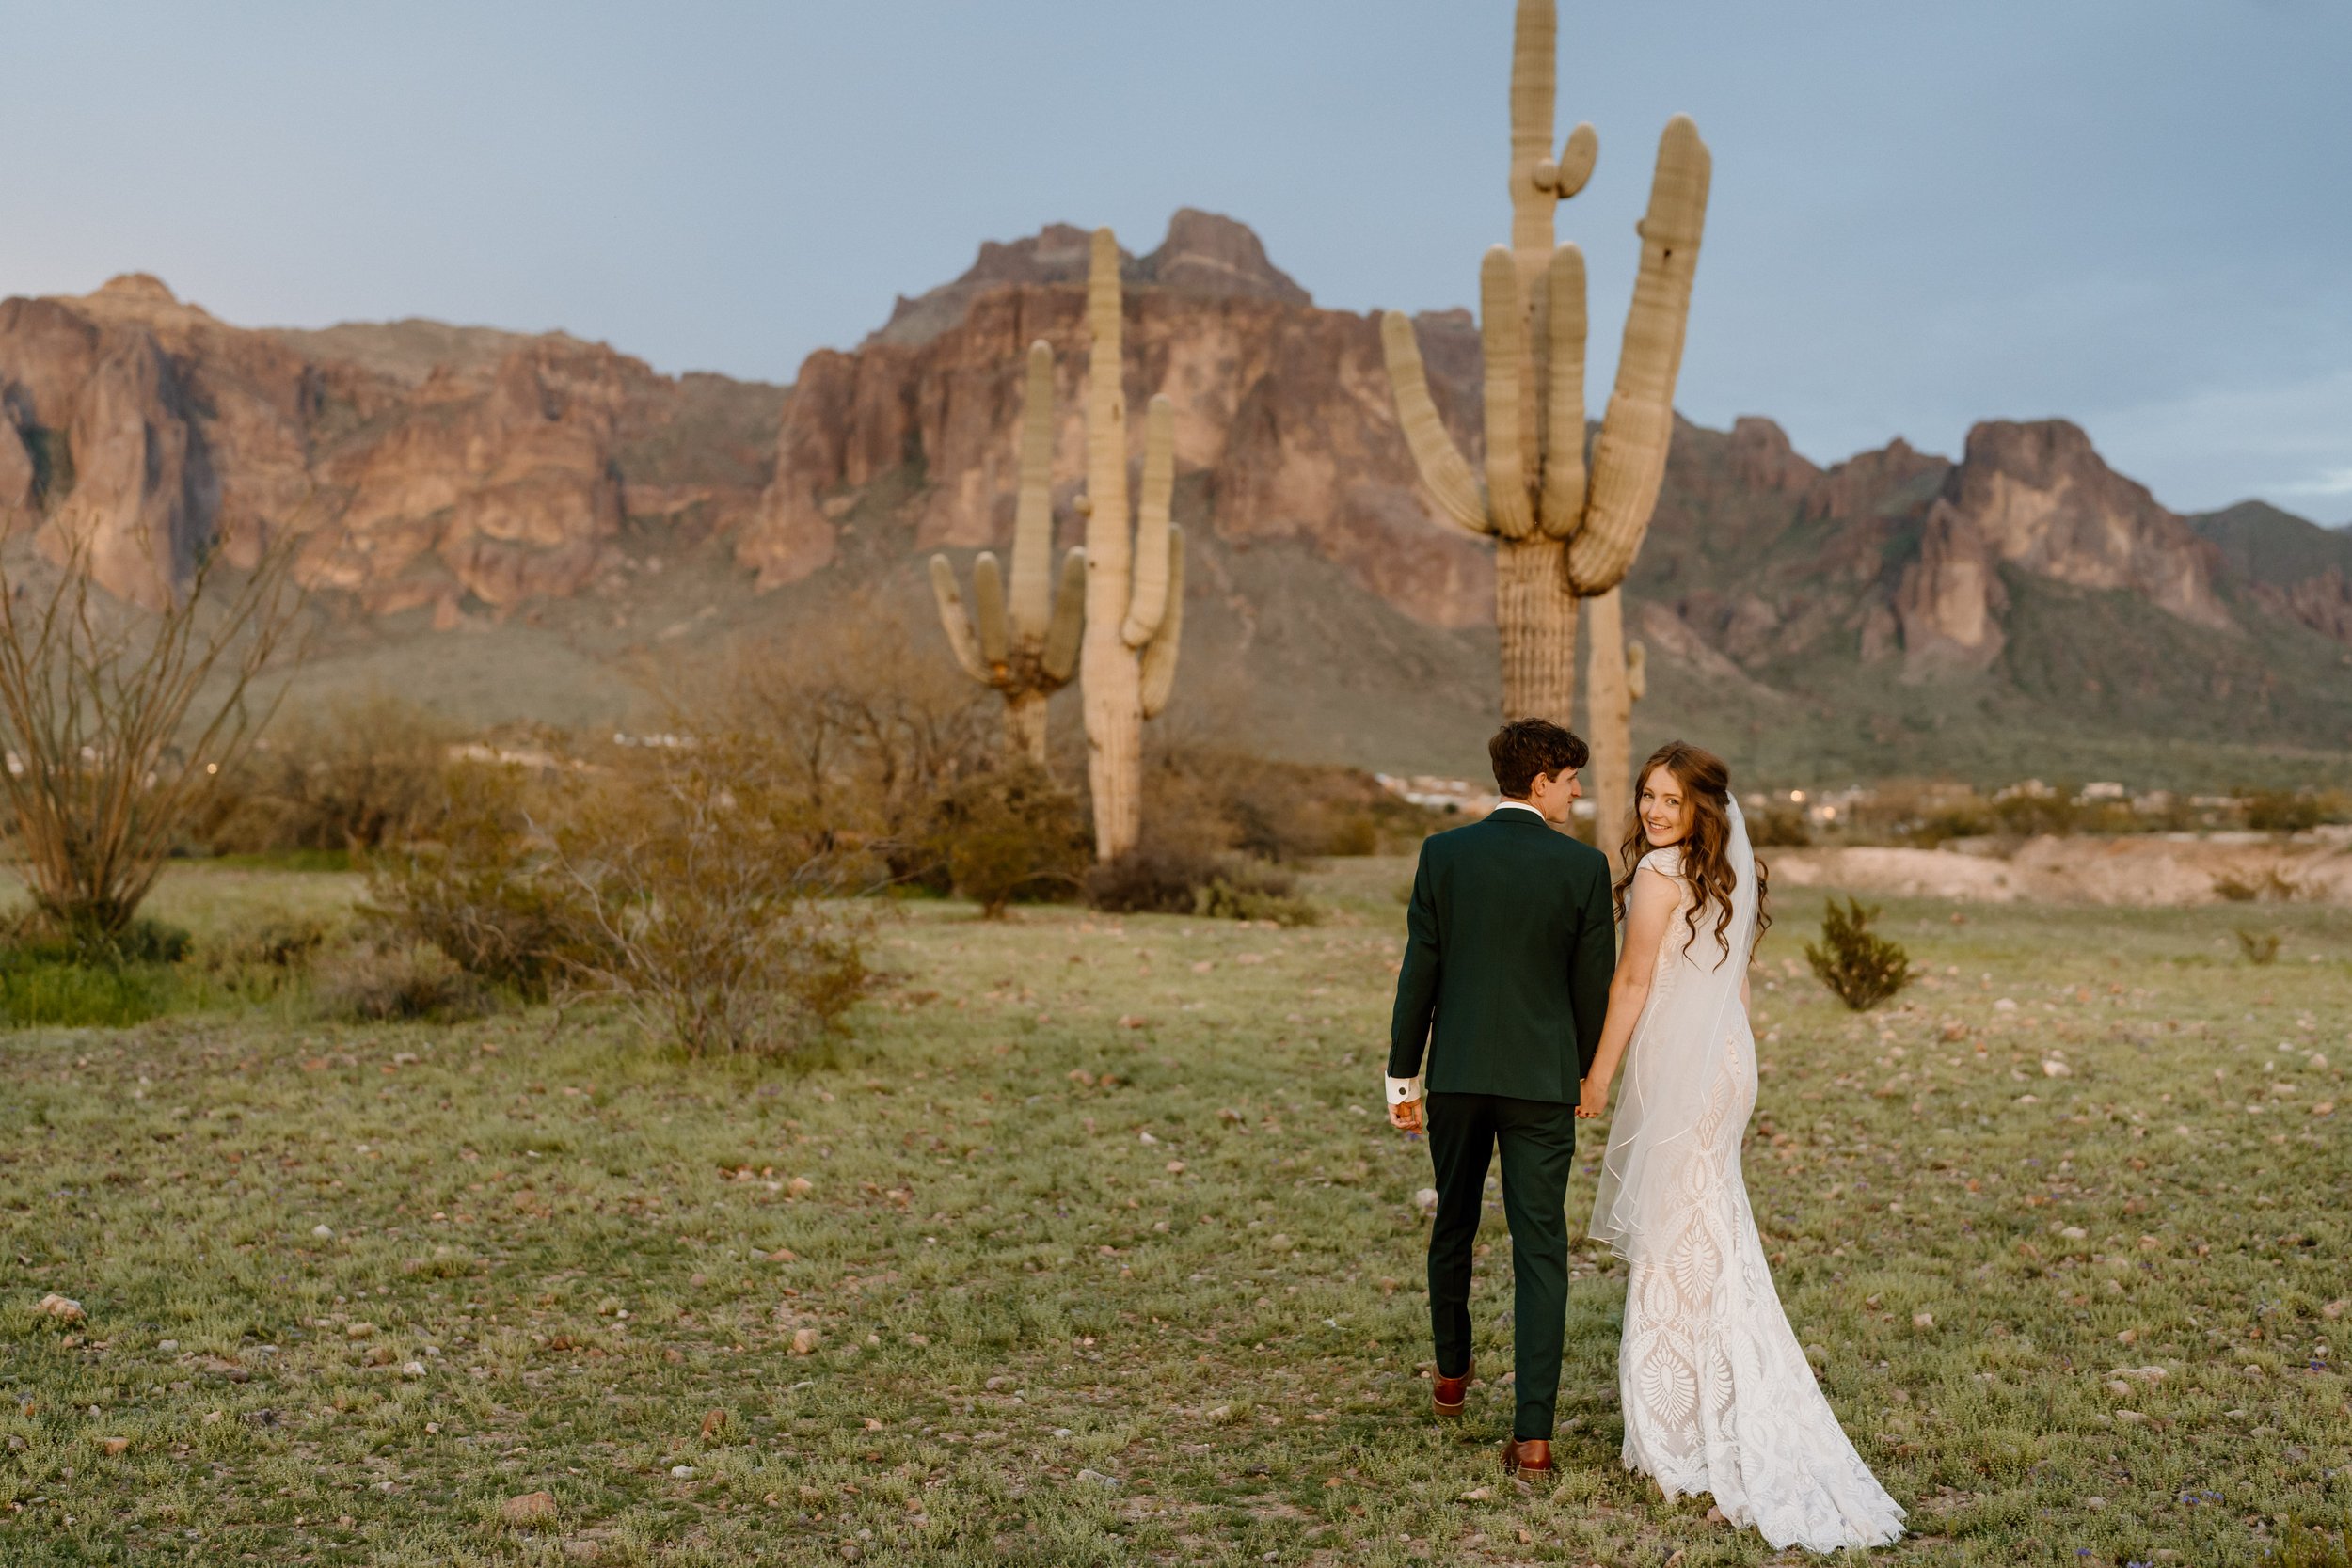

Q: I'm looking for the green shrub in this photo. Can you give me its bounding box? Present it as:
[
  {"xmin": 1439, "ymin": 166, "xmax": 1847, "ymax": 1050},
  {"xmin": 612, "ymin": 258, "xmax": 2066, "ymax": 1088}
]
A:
[
  {"xmin": 1804, "ymin": 897, "xmax": 1912, "ymax": 1011},
  {"xmin": 920, "ymin": 763, "xmax": 1089, "ymax": 917},
  {"xmin": 0, "ymin": 958, "xmax": 166, "ymax": 1029},
  {"xmin": 2235, "ymin": 927, "xmax": 2280, "ymax": 966},
  {"xmin": 1191, "ymin": 857, "xmax": 1319, "ymax": 927},
  {"xmin": 1748, "ymin": 804, "xmax": 1814, "ymax": 847},
  {"xmin": 2244, "ymin": 790, "xmax": 2325, "ymax": 834}
]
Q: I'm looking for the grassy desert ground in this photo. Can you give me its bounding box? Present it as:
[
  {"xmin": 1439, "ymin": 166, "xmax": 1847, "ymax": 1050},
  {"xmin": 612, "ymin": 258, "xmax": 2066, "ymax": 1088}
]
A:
[{"xmin": 0, "ymin": 859, "xmax": 2346, "ymax": 1565}]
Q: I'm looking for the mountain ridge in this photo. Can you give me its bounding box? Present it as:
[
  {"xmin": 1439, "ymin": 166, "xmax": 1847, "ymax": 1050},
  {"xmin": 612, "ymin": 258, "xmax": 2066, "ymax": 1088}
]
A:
[{"xmin": 2, "ymin": 214, "xmax": 2348, "ymax": 789}]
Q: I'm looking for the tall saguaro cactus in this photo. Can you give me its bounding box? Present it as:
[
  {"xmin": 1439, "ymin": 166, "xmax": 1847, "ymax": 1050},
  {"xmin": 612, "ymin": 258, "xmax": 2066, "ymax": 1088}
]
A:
[
  {"xmin": 1077, "ymin": 227, "xmax": 1185, "ymax": 863},
  {"xmin": 929, "ymin": 340, "xmax": 1088, "ymax": 765},
  {"xmin": 1582, "ymin": 587, "xmax": 1648, "ymax": 846},
  {"xmin": 1381, "ymin": 0, "xmax": 1709, "ymax": 832}
]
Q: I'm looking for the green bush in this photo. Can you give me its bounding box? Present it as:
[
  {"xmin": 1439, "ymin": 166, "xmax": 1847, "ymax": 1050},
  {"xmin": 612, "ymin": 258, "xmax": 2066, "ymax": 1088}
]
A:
[
  {"xmin": 1193, "ymin": 871, "xmax": 1320, "ymax": 927},
  {"xmin": 920, "ymin": 763, "xmax": 1089, "ymax": 917},
  {"xmin": 2244, "ymin": 790, "xmax": 2325, "ymax": 834},
  {"xmin": 1748, "ymin": 804, "xmax": 1814, "ymax": 847},
  {"xmin": 2235, "ymin": 927, "xmax": 2280, "ymax": 966},
  {"xmin": 0, "ymin": 957, "xmax": 167, "ymax": 1029},
  {"xmin": 1804, "ymin": 897, "xmax": 1912, "ymax": 1011}
]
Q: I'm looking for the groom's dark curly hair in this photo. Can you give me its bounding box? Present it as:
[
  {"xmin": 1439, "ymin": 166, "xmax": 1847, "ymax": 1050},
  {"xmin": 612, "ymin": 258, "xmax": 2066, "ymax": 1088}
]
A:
[{"xmin": 1488, "ymin": 719, "xmax": 1588, "ymax": 800}]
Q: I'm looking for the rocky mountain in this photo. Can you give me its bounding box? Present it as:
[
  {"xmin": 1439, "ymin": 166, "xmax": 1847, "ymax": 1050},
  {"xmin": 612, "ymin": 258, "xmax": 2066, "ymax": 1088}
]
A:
[
  {"xmin": 2, "ymin": 214, "xmax": 2347, "ymax": 788},
  {"xmin": 0, "ymin": 273, "xmax": 781, "ymax": 616}
]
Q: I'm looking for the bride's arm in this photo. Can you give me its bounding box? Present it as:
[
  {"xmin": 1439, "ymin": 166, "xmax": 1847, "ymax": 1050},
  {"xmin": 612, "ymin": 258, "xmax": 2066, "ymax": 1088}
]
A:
[{"xmin": 1575, "ymin": 866, "xmax": 1677, "ymax": 1118}]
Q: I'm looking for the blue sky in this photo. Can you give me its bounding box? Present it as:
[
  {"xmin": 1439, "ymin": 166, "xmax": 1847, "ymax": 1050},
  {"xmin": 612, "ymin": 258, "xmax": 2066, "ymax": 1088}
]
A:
[{"xmin": 5, "ymin": 1, "xmax": 2347, "ymax": 518}]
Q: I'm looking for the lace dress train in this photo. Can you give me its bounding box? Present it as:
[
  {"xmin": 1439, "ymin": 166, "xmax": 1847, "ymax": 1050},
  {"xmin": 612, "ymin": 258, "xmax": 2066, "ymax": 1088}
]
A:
[{"xmin": 1597, "ymin": 838, "xmax": 1904, "ymax": 1553}]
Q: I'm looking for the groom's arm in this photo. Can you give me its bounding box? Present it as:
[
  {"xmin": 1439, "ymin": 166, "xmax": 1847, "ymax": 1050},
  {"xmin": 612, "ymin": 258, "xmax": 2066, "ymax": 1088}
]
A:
[
  {"xmin": 1387, "ymin": 842, "xmax": 1441, "ymax": 1084},
  {"xmin": 1568, "ymin": 863, "xmax": 1617, "ymax": 1081}
]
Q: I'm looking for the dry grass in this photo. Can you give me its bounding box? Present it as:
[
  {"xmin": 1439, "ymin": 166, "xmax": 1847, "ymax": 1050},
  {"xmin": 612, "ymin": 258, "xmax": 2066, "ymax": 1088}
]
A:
[{"xmin": 0, "ymin": 863, "xmax": 2344, "ymax": 1564}]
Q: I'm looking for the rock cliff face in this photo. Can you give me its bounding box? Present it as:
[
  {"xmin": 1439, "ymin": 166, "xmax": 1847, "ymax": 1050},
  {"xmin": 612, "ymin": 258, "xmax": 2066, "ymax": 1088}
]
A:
[
  {"xmin": 0, "ymin": 275, "xmax": 779, "ymax": 615},
  {"xmin": 743, "ymin": 211, "xmax": 1490, "ymax": 626},
  {"xmin": 1885, "ymin": 420, "xmax": 2233, "ymax": 673}
]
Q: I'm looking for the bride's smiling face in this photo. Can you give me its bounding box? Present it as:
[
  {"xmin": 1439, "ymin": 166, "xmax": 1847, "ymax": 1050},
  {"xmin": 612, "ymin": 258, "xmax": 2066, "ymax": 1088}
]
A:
[{"xmin": 1638, "ymin": 767, "xmax": 1692, "ymax": 847}]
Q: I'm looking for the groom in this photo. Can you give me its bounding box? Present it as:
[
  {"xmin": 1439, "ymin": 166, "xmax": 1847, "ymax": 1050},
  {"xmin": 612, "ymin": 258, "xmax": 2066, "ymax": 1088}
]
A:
[{"xmin": 1387, "ymin": 718, "xmax": 1616, "ymax": 1476}]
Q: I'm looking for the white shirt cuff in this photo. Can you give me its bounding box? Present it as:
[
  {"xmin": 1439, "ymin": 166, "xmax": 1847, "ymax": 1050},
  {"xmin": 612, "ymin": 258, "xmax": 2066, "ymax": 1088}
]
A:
[{"xmin": 1385, "ymin": 1074, "xmax": 1422, "ymax": 1106}]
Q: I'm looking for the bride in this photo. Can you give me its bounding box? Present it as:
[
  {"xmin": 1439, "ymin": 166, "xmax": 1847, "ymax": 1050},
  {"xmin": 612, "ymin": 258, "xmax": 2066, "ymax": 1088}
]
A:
[{"xmin": 1576, "ymin": 742, "xmax": 1905, "ymax": 1552}]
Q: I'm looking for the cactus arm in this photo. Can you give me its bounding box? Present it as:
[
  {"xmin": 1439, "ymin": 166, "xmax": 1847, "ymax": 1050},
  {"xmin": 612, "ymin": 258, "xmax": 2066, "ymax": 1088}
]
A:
[
  {"xmin": 1120, "ymin": 395, "xmax": 1176, "ymax": 648},
  {"xmin": 1139, "ymin": 527, "xmax": 1185, "ymax": 720},
  {"xmin": 1627, "ymin": 638, "xmax": 1648, "ymax": 701},
  {"xmin": 1538, "ymin": 242, "xmax": 1589, "ymax": 538},
  {"xmin": 1008, "ymin": 339, "xmax": 1057, "ymax": 644},
  {"xmin": 1570, "ymin": 114, "xmax": 1711, "ymax": 594},
  {"xmin": 1378, "ymin": 311, "xmax": 1487, "ymax": 535},
  {"xmin": 1479, "ymin": 246, "xmax": 1536, "ymax": 541},
  {"xmin": 972, "ymin": 551, "xmax": 1010, "ymax": 670},
  {"xmin": 1550, "ymin": 121, "xmax": 1598, "ymax": 199},
  {"xmin": 928, "ymin": 554, "xmax": 990, "ymax": 685},
  {"xmin": 1041, "ymin": 546, "xmax": 1086, "ymax": 683}
]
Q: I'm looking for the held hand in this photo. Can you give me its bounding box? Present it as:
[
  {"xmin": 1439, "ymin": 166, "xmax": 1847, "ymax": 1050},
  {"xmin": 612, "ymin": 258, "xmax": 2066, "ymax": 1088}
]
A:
[
  {"xmin": 1575, "ymin": 1076, "xmax": 1610, "ymax": 1120},
  {"xmin": 1389, "ymin": 1097, "xmax": 1423, "ymax": 1134}
]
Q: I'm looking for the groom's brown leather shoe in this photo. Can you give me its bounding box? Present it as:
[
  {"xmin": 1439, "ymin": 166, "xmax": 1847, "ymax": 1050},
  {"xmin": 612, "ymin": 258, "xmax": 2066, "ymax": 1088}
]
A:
[
  {"xmin": 1501, "ymin": 1438, "xmax": 1552, "ymax": 1476},
  {"xmin": 1432, "ymin": 1361, "xmax": 1472, "ymax": 1418}
]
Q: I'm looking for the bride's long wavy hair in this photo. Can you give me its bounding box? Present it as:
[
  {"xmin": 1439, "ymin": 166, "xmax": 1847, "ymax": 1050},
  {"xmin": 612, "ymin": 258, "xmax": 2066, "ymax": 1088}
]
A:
[{"xmin": 1613, "ymin": 741, "xmax": 1772, "ymax": 963}]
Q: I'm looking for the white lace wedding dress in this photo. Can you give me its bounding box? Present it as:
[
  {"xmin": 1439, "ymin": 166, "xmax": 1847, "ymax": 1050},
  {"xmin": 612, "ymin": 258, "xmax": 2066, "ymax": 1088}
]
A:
[{"xmin": 1590, "ymin": 807, "xmax": 1904, "ymax": 1553}]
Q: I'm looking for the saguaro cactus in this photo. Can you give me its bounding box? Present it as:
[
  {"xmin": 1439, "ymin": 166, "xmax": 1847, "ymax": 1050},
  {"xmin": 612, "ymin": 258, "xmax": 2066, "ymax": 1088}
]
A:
[
  {"xmin": 1582, "ymin": 587, "xmax": 1648, "ymax": 846},
  {"xmin": 1381, "ymin": 0, "xmax": 1709, "ymax": 778},
  {"xmin": 929, "ymin": 341, "xmax": 1089, "ymax": 765},
  {"xmin": 1077, "ymin": 227, "xmax": 1185, "ymax": 863}
]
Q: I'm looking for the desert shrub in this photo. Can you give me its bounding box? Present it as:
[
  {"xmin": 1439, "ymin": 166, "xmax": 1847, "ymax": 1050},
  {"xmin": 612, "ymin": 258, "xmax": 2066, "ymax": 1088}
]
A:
[
  {"xmin": 1901, "ymin": 805, "xmax": 1993, "ymax": 847},
  {"xmin": 2244, "ymin": 790, "xmax": 2326, "ymax": 834},
  {"xmin": 1193, "ymin": 865, "xmax": 1321, "ymax": 927},
  {"xmin": 363, "ymin": 762, "xmax": 580, "ymax": 999},
  {"xmin": 313, "ymin": 940, "xmax": 491, "ymax": 1022},
  {"xmin": 1748, "ymin": 804, "xmax": 1814, "ymax": 847},
  {"xmin": 2278, "ymin": 1504, "xmax": 2351, "ymax": 1568},
  {"xmin": 207, "ymin": 695, "xmax": 455, "ymax": 854},
  {"xmin": 1085, "ymin": 837, "xmax": 1224, "ymax": 916},
  {"xmin": 1804, "ymin": 897, "xmax": 1912, "ymax": 1011},
  {"xmin": 547, "ymin": 736, "xmax": 874, "ymax": 1057},
  {"xmin": 920, "ymin": 763, "xmax": 1089, "ymax": 917},
  {"xmin": 2235, "ymin": 927, "xmax": 2280, "ymax": 966},
  {"xmin": 185, "ymin": 915, "xmax": 335, "ymax": 1003},
  {"xmin": 704, "ymin": 595, "xmax": 997, "ymax": 879},
  {"xmin": 1989, "ymin": 792, "xmax": 2078, "ymax": 838},
  {"xmin": 1137, "ymin": 740, "xmax": 1438, "ymax": 862},
  {"xmin": 2213, "ymin": 866, "xmax": 2300, "ymax": 903}
]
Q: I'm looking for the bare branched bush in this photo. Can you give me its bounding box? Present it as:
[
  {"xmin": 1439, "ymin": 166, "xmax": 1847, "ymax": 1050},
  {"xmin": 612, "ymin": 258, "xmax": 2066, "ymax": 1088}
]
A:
[
  {"xmin": 0, "ymin": 525, "xmax": 309, "ymax": 942},
  {"xmin": 694, "ymin": 594, "xmax": 997, "ymax": 876},
  {"xmin": 208, "ymin": 694, "xmax": 453, "ymax": 853},
  {"xmin": 361, "ymin": 760, "xmax": 581, "ymax": 1000},
  {"xmin": 548, "ymin": 736, "xmax": 873, "ymax": 1056},
  {"xmin": 365, "ymin": 734, "xmax": 875, "ymax": 1055}
]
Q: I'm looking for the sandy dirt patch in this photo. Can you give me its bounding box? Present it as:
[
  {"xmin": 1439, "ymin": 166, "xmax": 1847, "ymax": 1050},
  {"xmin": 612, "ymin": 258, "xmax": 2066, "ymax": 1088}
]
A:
[{"xmin": 1769, "ymin": 830, "xmax": 2352, "ymax": 906}]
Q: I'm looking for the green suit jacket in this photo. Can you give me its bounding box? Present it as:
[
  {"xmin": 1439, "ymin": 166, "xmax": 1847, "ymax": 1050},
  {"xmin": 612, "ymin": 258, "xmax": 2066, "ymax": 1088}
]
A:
[{"xmin": 1387, "ymin": 806, "xmax": 1617, "ymax": 1103}]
